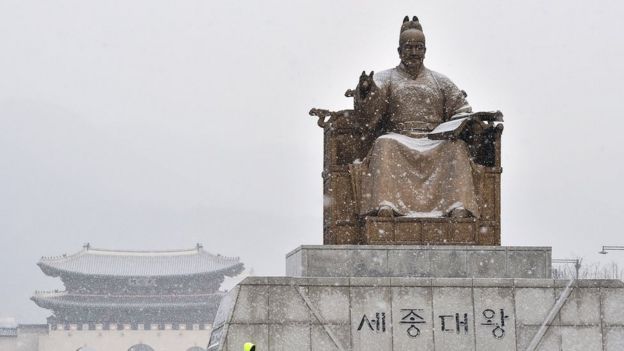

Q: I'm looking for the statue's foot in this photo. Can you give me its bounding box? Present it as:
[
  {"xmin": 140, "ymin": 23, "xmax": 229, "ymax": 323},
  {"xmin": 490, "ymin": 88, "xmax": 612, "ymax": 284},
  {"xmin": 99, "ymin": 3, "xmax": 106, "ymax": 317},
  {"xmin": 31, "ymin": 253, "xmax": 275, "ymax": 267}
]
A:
[
  {"xmin": 449, "ymin": 208, "xmax": 473, "ymax": 218},
  {"xmin": 377, "ymin": 205, "xmax": 396, "ymax": 218}
]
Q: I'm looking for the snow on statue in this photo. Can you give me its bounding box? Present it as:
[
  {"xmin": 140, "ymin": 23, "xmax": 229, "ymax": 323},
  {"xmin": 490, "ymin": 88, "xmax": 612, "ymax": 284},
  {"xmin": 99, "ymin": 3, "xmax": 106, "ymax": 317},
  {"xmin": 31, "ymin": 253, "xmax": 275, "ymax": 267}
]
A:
[
  {"xmin": 309, "ymin": 15, "xmax": 503, "ymax": 245},
  {"xmin": 350, "ymin": 16, "xmax": 478, "ymax": 218}
]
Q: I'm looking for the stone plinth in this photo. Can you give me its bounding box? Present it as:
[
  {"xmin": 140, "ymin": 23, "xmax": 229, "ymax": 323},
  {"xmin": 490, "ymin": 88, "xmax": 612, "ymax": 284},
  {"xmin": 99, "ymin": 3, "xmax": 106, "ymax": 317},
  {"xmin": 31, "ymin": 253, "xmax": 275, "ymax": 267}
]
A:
[
  {"xmin": 286, "ymin": 245, "xmax": 552, "ymax": 279},
  {"xmin": 208, "ymin": 277, "xmax": 624, "ymax": 351}
]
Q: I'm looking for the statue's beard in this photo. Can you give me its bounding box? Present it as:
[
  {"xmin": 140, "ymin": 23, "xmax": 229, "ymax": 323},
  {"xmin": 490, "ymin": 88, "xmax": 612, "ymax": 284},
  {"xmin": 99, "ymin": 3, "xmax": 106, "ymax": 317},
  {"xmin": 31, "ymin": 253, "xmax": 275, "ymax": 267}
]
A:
[{"xmin": 402, "ymin": 56, "xmax": 424, "ymax": 70}]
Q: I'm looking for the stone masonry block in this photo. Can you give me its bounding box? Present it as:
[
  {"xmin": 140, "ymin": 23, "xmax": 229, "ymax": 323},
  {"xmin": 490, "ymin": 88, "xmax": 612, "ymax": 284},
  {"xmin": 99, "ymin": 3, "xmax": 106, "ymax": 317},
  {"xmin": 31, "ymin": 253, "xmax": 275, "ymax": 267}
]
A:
[
  {"xmin": 602, "ymin": 288, "xmax": 624, "ymax": 325},
  {"xmin": 311, "ymin": 324, "xmax": 351, "ymax": 351},
  {"xmin": 515, "ymin": 325, "xmax": 561, "ymax": 351},
  {"xmin": 269, "ymin": 324, "xmax": 311, "ymax": 351},
  {"xmin": 268, "ymin": 285, "xmax": 311, "ymax": 323},
  {"xmin": 514, "ymin": 288, "xmax": 556, "ymax": 326},
  {"xmin": 225, "ymin": 324, "xmax": 268, "ymax": 351},
  {"xmin": 559, "ymin": 288, "xmax": 601, "ymax": 326},
  {"xmin": 350, "ymin": 287, "xmax": 392, "ymax": 351},
  {"xmin": 351, "ymin": 249, "xmax": 387, "ymax": 276},
  {"xmin": 605, "ymin": 326, "xmax": 624, "ymax": 351},
  {"xmin": 560, "ymin": 326, "xmax": 603, "ymax": 351},
  {"xmin": 230, "ymin": 285, "xmax": 268, "ymax": 323},
  {"xmin": 507, "ymin": 250, "xmax": 549, "ymax": 278},
  {"xmin": 391, "ymin": 287, "xmax": 434, "ymax": 350},
  {"xmin": 473, "ymin": 287, "xmax": 516, "ymax": 351},
  {"xmin": 467, "ymin": 249, "xmax": 506, "ymax": 278},
  {"xmin": 285, "ymin": 249, "xmax": 304, "ymax": 277},
  {"xmin": 429, "ymin": 249, "xmax": 468, "ymax": 277},
  {"xmin": 307, "ymin": 286, "xmax": 350, "ymax": 324},
  {"xmin": 286, "ymin": 245, "xmax": 552, "ymax": 279},
  {"xmin": 432, "ymin": 287, "xmax": 475, "ymax": 351},
  {"xmin": 306, "ymin": 249, "xmax": 352, "ymax": 277},
  {"xmin": 387, "ymin": 249, "xmax": 431, "ymax": 277}
]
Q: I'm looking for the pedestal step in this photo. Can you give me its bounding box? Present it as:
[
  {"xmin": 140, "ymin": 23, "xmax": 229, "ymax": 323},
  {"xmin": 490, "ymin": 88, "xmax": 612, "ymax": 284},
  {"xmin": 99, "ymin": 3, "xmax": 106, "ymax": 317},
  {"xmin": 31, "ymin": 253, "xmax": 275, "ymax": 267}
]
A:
[{"xmin": 286, "ymin": 245, "xmax": 552, "ymax": 279}]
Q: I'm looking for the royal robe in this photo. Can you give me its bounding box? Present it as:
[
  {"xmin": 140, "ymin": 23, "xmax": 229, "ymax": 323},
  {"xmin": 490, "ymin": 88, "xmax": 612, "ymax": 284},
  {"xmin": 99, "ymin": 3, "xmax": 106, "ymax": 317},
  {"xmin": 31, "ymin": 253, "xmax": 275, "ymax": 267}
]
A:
[{"xmin": 352, "ymin": 64, "xmax": 480, "ymax": 217}]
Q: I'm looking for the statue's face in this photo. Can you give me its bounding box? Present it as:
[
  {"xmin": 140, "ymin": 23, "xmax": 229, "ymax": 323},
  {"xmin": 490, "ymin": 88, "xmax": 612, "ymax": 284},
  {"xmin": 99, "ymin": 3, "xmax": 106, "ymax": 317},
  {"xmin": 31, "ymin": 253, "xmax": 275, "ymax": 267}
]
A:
[{"xmin": 398, "ymin": 39, "xmax": 426, "ymax": 69}]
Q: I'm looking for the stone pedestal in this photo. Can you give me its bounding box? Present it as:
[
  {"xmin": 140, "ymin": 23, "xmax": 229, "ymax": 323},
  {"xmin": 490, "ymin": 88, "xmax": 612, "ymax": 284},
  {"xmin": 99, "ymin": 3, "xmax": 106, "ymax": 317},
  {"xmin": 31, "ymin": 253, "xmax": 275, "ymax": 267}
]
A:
[
  {"xmin": 209, "ymin": 277, "xmax": 624, "ymax": 351},
  {"xmin": 286, "ymin": 245, "xmax": 552, "ymax": 279},
  {"xmin": 207, "ymin": 246, "xmax": 624, "ymax": 351}
]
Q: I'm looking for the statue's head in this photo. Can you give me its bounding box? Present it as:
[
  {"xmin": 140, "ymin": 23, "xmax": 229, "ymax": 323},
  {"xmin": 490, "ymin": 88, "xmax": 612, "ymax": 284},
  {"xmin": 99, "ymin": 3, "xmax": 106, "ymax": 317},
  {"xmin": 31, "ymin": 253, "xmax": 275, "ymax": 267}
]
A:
[{"xmin": 398, "ymin": 16, "xmax": 426, "ymax": 70}]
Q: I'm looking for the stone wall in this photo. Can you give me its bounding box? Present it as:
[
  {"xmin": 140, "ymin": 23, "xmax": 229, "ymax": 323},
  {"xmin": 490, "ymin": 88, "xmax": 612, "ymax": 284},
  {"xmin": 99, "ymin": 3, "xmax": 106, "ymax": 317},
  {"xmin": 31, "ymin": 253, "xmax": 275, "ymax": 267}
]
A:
[
  {"xmin": 209, "ymin": 277, "xmax": 624, "ymax": 351},
  {"xmin": 0, "ymin": 325, "xmax": 47, "ymax": 351},
  {"xmin": 39, "ymin": 327, "xmax": 211, "ymax": 351},
  {"xmin": 0, "ymin": 325, "xmax": 212, "ymax": 351}
]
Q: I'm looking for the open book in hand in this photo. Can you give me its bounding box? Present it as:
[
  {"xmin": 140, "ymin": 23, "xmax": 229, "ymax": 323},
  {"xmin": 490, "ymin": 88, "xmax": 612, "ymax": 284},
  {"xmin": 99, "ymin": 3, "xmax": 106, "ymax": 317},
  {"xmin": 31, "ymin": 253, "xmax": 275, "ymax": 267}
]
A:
[{"xmin": 428, "ymin": 111, "xmax": 503, "ymax": 140}]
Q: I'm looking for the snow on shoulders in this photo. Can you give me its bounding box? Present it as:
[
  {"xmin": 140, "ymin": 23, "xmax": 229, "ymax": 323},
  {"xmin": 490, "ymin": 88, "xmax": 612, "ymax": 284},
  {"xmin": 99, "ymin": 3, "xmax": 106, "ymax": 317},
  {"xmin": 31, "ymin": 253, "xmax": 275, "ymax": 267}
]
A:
[{"xmin": 372, "ymin": 68, "xmax": 394, "ymax": 85}]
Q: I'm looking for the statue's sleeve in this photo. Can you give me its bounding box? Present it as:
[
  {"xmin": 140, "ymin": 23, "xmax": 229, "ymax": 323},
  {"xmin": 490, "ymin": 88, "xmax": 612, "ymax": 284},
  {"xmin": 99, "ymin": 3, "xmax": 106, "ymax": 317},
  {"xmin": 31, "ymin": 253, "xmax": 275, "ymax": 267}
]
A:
[
  {"xmin": 354, "ymin": 73, "xmax": 390, "ymax": 132},
  {"xmin": 436, "ymin": 73, "xmax": 472, "ymax": 119}
]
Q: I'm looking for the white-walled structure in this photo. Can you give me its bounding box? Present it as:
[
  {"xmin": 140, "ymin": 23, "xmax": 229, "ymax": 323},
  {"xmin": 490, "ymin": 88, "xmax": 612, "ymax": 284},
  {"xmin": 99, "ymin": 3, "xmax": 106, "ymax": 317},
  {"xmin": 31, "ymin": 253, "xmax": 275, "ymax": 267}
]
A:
[
  {"xmin": 0, "ymin": 325, "xmax": 47, "ymax": 351},
  {"xmin": 39, "ymin": 325, "xmax": 212, "ymax": 351}
]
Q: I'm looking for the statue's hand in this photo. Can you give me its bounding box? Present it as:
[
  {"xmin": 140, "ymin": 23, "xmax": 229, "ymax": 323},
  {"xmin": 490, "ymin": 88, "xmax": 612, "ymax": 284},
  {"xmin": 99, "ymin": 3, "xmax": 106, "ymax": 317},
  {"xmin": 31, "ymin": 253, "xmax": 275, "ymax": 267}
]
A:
[{"xmin": 357, "ymin": 71, "xmax": 377, "ymax": 99}]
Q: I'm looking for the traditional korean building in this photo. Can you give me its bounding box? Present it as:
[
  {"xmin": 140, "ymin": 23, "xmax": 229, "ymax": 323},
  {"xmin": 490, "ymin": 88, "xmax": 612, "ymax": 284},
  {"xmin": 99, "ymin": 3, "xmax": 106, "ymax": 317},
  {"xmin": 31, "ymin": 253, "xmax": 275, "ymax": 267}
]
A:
[{"xmin": 29, "ymin": 244, "xmax": 244, "ymax": 351}]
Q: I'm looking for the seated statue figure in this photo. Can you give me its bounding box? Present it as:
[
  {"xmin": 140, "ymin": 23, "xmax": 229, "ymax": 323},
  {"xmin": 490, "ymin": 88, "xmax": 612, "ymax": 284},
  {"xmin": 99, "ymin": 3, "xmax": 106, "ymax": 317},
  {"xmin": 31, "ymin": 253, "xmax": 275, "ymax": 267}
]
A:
[
  {"xmin": 352, "ymin": 16, "xmax": 479, "ymax": 219},
  {"xmin": 310, "ymin": 16, "xmax": 502, "ymax": 245}
]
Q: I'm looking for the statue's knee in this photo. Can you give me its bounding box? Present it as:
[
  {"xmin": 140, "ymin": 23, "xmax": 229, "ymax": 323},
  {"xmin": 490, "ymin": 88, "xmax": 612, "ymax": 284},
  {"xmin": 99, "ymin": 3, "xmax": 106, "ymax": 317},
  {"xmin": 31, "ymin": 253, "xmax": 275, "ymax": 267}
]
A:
[{"xmin": 372, "ymin": 137, "xmax": 396, "ymax": 154}]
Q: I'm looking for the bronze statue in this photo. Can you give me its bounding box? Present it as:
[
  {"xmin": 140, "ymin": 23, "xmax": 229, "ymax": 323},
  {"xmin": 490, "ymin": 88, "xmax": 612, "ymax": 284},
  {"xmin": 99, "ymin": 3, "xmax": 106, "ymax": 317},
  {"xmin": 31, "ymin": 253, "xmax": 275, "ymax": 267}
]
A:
[{"xmin": 310, "ymin": 16, "xmax": 503, "ymax": 245}]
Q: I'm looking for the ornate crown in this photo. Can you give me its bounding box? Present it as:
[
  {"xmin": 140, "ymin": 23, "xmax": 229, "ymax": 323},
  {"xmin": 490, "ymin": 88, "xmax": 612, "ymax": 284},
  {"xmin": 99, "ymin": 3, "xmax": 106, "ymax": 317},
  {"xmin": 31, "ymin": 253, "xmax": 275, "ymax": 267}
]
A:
[{"xmin": 400, "ymin": 16, "xmax": 423, "ymax": 33}]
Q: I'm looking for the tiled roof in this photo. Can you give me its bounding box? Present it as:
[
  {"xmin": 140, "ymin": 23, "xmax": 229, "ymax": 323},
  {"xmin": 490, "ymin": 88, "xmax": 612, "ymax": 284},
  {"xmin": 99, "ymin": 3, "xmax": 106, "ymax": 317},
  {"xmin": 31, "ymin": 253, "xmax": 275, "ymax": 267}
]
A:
[
  {"xmin": 31, "ymin": 291, "xmax": 226, "ymax": 309},
  {"xmin": 38, "ymin": 245, "xmax": 244, "ymax": 277}
]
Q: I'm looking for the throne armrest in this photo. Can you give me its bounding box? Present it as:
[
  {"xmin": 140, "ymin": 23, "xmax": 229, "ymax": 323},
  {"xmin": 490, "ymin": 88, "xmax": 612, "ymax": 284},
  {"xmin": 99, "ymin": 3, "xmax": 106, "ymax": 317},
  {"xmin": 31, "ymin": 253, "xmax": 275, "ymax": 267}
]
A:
[
  {"xmin": 428, "ymin": 111, "xmax": 504, "ymax": 168},
  {"xmin": 459, "ymin": 121, "xmax": 503, "ymax": 168},
  {"xmin": 313, "ymin": 109, "xmax": 373, "ymax": 168}
]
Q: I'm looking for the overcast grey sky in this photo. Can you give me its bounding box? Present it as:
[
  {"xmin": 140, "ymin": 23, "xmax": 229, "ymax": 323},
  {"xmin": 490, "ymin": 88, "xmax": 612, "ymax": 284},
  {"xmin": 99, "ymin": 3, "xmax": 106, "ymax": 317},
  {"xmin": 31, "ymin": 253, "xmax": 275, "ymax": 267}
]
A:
[{"xmin": 1, "ymin": 0, "xmax": 624, "ymax": 323}]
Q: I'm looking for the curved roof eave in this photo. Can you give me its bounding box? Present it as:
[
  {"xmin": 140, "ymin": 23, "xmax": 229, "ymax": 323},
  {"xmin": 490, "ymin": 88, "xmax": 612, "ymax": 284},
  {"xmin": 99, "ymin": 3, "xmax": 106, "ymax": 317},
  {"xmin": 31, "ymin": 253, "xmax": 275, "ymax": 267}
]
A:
[
  {"xmin": 30, "ymin": 294, "xmax": 226, "ymax": 310},
  {"xmin": 36, "ymin": 246, "xmax": 244, "ymax": 278},
  {"xmin": 37, "ymin": 261, "xmax": 244, "ymax": 279}
]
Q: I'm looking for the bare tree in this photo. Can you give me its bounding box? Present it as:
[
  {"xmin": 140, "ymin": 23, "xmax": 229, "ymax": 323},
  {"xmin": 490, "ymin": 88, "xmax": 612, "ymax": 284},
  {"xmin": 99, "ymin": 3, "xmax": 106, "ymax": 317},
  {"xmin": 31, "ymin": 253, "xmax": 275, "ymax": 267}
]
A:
[{"xmin": 552, "ymin": 261, "xmax": 623, "ymax": 280}]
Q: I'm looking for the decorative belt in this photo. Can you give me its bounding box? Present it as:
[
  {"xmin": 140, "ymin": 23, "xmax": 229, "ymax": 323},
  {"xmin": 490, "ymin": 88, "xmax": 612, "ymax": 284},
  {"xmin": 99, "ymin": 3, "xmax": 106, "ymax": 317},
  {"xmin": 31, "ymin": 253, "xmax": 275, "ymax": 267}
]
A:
[{"xmin": 390, "ymin": 121, "xmax": 437, "ymax": 133}]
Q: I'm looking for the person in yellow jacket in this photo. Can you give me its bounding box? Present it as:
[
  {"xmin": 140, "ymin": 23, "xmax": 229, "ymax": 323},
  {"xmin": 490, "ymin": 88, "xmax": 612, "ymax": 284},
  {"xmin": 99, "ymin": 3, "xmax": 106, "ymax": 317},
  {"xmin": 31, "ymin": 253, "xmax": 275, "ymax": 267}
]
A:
[{"xmin": 244, "ymin": 342, "xmax": 255, "ymax": 351}]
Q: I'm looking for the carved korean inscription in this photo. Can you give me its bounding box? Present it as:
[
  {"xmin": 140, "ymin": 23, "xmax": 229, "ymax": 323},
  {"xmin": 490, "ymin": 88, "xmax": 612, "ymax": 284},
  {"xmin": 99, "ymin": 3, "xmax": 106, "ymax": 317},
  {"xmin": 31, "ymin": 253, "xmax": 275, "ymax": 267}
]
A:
[
  {"xmin": 355, "ymin": 306, "xmax": 513, "ymax": 340},
  {"xmin": 480, "ymin": 308, "xmax": 509, "ymax": 339},
  {"xmin": 439, "ymin": 313, "xmax": 469, "ymax": 334},
  {"xmin": 357, "ymin": 312, "xmax": 387, "ymax": 332},
  {"xmin": 399, "ymin": 308, "xmax": 427, "ymax": 337}
]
